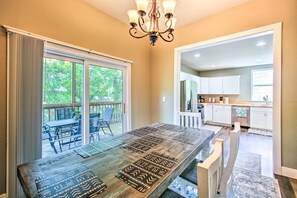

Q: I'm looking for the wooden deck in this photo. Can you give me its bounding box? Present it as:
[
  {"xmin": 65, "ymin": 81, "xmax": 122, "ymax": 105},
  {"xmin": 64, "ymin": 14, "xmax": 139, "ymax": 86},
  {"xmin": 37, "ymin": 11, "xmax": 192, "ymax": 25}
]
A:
[{"xmin": 18, "ymin": 123, "xmax": 214, "ymax": 198}]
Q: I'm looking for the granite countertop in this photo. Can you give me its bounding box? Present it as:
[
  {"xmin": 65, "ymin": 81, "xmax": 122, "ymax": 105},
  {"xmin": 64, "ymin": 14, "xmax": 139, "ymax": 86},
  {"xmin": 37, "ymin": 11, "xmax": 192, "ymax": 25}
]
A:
[{"xmin": 202, "ymin": 102, "xmax": 273, "ymax": 108}]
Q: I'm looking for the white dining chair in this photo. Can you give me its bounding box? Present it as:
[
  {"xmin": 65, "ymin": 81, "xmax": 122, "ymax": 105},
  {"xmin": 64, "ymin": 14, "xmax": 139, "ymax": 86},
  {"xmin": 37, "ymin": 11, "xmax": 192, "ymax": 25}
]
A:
[
  {"xmin": 197, "ymin": 138, "xmax": 224, "ymax": 198},
  {"xmin": 218, "ymin": 122, "xmax": 241, "ymax": 197}
]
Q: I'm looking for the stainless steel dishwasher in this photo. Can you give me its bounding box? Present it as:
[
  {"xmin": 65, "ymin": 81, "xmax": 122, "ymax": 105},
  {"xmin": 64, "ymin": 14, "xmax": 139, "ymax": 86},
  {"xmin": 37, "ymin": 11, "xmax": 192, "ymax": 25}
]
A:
[{"xmin": 231, "ymin": 105, "xmax": 250, "ymax": 127}]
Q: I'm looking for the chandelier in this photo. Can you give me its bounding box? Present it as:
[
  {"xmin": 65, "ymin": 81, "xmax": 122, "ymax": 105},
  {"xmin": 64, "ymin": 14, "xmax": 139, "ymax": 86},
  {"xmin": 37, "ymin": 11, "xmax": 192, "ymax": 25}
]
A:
[{"xmin": 127, "ymin": 0, "xmax": 177, "ymax": 46}]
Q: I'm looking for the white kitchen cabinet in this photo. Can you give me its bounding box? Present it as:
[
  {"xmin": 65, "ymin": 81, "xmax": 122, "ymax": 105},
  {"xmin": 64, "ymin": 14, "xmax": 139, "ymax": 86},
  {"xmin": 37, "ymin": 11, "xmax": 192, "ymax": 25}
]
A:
[
  {"xmin": 208, "ymin": 77, "xmax": 223, "ymax": 94},
  {"xmin": 266, "ymin": 111, "xmax": 273, "ymax": 130},
  {"xmin": 200, "ymin": 77, "xmax": 209, "ymax": 94},
  {"xmin": 213, "ymin": 105, "xmax": 232, "ymax": 124},
  {"xmin": 250, "ymin": 107, "xmax": 273, "ymax": 130},
  {"xmin": 204, "ymin": 104, "xmax": 213, "ymax": 122},
  {"xmin": 222, "ymin": 76, "xmax": 240, "ymax": 94}
]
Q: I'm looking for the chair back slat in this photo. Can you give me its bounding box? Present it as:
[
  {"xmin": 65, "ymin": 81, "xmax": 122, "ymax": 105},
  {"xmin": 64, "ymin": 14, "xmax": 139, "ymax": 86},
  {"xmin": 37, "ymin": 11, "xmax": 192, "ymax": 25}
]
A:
[
  {"xmin": 56, "ymin": 107, "xmax": 74, "ymax": 120},
  {"xmin": 198, "ymin": 139, "xmax": 224, "ymax": 198},
  {"xmin": 219, "ymin": 122, "xmax": 241, "ymax": 197}
]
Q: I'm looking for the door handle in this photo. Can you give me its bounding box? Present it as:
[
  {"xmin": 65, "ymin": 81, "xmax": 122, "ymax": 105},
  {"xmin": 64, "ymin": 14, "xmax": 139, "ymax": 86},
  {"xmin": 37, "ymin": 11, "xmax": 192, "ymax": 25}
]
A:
[{"xmin": 123, "ymin": 103, "xmax": 126, "ymax": 114}]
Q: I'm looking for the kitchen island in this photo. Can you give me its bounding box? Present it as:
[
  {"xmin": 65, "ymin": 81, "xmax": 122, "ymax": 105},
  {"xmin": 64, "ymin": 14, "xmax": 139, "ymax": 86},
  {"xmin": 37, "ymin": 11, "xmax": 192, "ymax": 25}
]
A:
[{"xmin": 18, "ymin": 123, "xmax": 214, "ymax": 198}]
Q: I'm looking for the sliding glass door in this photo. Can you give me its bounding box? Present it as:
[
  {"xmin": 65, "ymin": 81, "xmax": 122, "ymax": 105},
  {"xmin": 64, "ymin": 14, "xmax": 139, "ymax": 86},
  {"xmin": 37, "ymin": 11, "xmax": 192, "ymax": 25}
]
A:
[
  {"xmin": 42, "ymin": 56, "xmax": 127, "ymax": 157},
  {"xmin": 88, "ymin": 64, "xmax": 125, "ymax": 143}
]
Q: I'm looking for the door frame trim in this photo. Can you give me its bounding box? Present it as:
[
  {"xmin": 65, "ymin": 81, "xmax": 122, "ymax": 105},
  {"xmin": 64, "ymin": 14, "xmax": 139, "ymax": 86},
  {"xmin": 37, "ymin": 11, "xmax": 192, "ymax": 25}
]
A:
[{"xmin": 173, "ymin": 23, "xmax": 282, "ymax": 174}]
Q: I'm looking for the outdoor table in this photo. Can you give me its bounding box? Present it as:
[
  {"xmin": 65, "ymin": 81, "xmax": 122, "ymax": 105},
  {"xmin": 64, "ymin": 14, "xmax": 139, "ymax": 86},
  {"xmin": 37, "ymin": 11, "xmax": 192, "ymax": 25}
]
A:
[
  {"xmin": 44, "ymin": 118, "xmax": 79, "ymax": 151},
  {"xmin": 18, "ymin": 123, "xmax": 214, "ymax": 198}
]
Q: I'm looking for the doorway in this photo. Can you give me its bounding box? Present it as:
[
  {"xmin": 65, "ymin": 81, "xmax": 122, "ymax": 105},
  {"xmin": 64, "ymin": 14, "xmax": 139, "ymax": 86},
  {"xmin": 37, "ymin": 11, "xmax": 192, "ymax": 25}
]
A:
[{"xmin": 174, "ymin": 23, "xmax": 282, "ymax": 175}]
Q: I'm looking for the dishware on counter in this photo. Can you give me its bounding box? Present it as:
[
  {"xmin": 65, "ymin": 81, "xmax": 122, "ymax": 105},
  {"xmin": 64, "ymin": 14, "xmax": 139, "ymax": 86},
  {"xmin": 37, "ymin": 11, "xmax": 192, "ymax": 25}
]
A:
[
  {"xmin": 199, "ymin": 95, "xmax": 205, "ymax": 103},
  {"xmin": 208, "ymin": 98, "xmax": 212, "ymax": 103},
  {"xmin": 212, "ymin": 97, "xmax": 216, "ymax": 103},
  {"xmin": 224, "ymin": 97, "xmax": 229, "ymax": 104},
  {"xmin": 219, "ymin": 96, "xmax": 223, "ymax": 104}
]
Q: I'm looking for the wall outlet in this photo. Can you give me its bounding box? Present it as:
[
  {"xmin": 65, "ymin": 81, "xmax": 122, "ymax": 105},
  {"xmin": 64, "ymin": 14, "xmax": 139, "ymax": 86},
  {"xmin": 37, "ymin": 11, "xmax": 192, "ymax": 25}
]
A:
[{"xmin": 162, "ymin": 97, "xmax": 166, "ymax": 102}]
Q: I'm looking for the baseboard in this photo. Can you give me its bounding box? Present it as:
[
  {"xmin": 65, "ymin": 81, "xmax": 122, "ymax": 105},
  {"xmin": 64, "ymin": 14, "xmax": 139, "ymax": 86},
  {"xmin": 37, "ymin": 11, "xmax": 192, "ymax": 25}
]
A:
[
  {"xmin": 281, "ymin": 166, "xmax": 297, "ymax": 179},
  {"xmin": 0, "ymin": 193, "xmax": 7, "ymax": 198}
]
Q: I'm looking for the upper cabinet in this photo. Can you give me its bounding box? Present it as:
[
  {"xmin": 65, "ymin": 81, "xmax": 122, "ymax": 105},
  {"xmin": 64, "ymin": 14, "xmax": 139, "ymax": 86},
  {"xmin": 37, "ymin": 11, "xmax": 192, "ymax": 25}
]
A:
[
  {"xmin": 208, "ymin": 77, "xmax": 223, "ymax": 94},
  {"xmin": 180, "ymin": 72, "xmax": 240, "ymax": 95},
  {"xmin": 200, "ymin": 77, "xmax": 209, "ymax": 94},
  {"xmin": 222, "ymin": 76, "xmax": 240, "ymax": 94},
  {"xmin": 201, "ymin": 75, "xmax": 240, "ymax": 95}
]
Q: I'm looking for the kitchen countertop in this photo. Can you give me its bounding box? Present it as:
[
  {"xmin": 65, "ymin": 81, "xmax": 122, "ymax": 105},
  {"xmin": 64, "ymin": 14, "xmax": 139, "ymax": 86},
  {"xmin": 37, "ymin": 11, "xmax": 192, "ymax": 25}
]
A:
[{"xmin": 201, "ymin": 102, "xmax": 273, "ymax": 108}]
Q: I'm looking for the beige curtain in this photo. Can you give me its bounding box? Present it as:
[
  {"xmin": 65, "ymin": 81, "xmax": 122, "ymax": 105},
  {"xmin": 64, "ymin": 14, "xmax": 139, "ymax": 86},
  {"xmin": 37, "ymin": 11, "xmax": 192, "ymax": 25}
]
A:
[{"xmin": 7, "ymin": 32, "xmax": 44, "ymax": 197}]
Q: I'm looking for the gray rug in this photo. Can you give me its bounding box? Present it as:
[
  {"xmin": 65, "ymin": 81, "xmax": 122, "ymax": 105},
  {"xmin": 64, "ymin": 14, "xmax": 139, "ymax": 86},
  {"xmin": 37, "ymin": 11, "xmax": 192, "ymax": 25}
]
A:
[
  {"xmin": 232, "ymin": 167, "xmax": 280, "ymax": 198},
  {"xmin": 234, "ymin": 151, "xmax": 261, "ymax": 174},
  {"xmin": 169, "ymin": 151, "xmax": 280, "ymax": 198}
]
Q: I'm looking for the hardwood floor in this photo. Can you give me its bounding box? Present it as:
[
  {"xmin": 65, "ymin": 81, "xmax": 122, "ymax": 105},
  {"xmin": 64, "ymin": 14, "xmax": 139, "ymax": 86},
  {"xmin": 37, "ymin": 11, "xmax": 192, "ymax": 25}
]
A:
[{"xmin": 210, "ymin": 124, "xmax": 297, "ymax": 198}]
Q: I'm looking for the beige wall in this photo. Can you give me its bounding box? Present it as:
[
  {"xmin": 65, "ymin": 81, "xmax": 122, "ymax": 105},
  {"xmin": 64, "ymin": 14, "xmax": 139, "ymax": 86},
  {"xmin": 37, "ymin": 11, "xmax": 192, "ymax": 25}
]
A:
[
  {"xmin": 151, "ymin": 0, "xmax": 297, "ymax": 169},
  {"xmin": 0, "ymin": 0, "xmax": 151, "ymax": 193},
  {"xmin": 199, "ymin": 64, "xmax": 273, "ymax": 102}
]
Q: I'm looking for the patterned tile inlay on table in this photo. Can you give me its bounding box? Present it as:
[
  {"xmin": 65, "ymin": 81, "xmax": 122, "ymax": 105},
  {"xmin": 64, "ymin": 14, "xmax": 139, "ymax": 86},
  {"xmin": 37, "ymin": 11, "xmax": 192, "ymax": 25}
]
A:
[
  {"xmin": 35, "ymin": 163, "xmax": 107, "ymax": 198},
  {"xmin": 127, "ymin": 126, "xmax": 160, "ymax": 137},
  {"xmin": 115, "ymin": 152, "xmax": 178, "ymax": 193},
  {"xmin": 123, "ymin": 135, "xmax": 165, "ymax": 153}
]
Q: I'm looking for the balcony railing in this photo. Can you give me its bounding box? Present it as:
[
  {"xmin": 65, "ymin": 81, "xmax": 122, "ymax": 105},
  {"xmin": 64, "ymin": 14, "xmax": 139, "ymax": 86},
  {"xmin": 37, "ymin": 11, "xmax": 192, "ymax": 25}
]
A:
[{"xmin": 43, "ymin": 101, "xmax": 123, "ymax": 123}]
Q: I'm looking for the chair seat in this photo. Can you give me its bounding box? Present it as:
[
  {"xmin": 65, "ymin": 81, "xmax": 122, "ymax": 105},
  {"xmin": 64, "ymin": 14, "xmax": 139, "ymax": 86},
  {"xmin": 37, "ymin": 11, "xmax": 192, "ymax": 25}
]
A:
[
  {"xmin": 179, "ymin": 158, "xmax": 203, "ymax": 185},
  {"xmin": 159, "ymin": 189, "xmax": 184, "ymax": 198}
]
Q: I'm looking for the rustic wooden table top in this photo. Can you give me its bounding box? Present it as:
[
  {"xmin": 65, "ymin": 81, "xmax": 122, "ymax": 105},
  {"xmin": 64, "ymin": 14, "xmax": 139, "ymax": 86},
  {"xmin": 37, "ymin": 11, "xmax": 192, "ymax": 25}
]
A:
[{"xmin": 18, "ymin": 123, "xmax": 214, "ymax": 198}]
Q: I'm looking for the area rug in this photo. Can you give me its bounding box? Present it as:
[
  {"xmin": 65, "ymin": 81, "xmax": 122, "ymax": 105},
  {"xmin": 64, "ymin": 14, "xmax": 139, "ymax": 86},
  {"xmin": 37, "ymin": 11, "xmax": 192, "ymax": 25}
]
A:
[
  {"xmin": 168, "ymin": 151, "xmax": 281, "ymax": 198},
  {"xmin": 248, "ymin": 128, "xmax": 272, "ymax": 137},
  {"xmin": 234, "ymin": 151, "xmax": 261, "ymax": 174},
  {"xmin": 200, "ymin": 125, "xmax": 222, "ymax": 134},
  {"xmin": 232, "ymin": 167, "xmax": 281, "ymax": 198}
]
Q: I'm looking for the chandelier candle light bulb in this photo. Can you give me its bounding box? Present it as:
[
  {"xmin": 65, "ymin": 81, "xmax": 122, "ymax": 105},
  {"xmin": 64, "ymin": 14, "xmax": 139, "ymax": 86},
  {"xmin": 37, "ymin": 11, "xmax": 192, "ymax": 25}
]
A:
[
  {"xmin": 127, "ymin": 9, "xmax": 139, "ymax": 26},
  {"xmin": 162, "ymin": 0, "xmax": 177, "ymax": 18},
  {"xmin": 127, "ymin": 0, "xmax": 177, "ymax": 45},
  {"xmin": 135, "ymin": 0, "xmax": 149, "ymax": 15}
]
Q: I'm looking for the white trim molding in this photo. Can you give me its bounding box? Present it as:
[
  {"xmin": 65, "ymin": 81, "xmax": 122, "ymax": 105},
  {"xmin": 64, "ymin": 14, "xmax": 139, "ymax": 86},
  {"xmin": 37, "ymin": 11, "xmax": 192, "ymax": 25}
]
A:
[
  {"xmin": 174, "ymin": 22, "xmax": 282, "ymax": 175},
  {"xmin": 281, "ymin": 167, "xmax": 297, "ymax": 180}
]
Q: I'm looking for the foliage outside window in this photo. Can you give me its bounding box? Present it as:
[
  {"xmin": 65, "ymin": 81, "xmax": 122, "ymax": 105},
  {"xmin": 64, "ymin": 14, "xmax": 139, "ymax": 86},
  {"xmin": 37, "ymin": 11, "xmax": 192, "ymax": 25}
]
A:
[
  {"xmin": 43, "ymin": 58, "xmax": 123, "ymax": 105},
  {"xmin": 251, "ymin": 68, "xmax": 273, "ymax": 102}
]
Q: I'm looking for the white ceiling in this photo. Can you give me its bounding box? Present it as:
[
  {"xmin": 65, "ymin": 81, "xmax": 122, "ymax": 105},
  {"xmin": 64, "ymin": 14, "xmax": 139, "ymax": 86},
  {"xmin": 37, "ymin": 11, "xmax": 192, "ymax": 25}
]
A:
[
  {"xmin": 181, "ymin": 33, "xmax": 274, "ymax": 71},
  {"xmin": 84, "ymin": 0, "xmax": 252, "ymax": 28}
]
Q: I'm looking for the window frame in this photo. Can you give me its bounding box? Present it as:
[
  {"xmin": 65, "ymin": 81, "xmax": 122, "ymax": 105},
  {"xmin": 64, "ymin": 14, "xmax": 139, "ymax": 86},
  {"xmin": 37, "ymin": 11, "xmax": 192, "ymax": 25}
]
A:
[{"xmin": 251, "ymin": 68, "xmax": 273, "ymax": 102}]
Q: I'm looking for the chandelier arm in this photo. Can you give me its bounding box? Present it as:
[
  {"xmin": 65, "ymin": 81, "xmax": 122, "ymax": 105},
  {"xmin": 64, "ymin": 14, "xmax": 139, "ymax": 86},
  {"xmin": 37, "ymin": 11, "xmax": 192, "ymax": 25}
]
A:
[
  {"xmin": 159, "ymin": 32, "xmax": 174, "ymax": 42},
  {"xmin": 158, "ymin": 19, "xmax": 172, "ymax": 34},
  {"xmin": 129, "ymin": 27, "xmax": 150, "ymax": 39},
  {"xmin": 138, "ymin": 17, "xmax": 149, "ymax": 34}
]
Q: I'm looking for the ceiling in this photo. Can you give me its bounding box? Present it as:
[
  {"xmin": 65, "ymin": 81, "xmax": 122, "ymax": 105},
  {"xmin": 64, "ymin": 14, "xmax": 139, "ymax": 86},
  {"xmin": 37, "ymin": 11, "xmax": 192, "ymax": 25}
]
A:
[
  {"xmin": 84, "ymin": 0, "xmax": 252, "ymax": 28},
  {"xmin": 181, "ymin": 32, "xmax": 274, "ymax": 71}
]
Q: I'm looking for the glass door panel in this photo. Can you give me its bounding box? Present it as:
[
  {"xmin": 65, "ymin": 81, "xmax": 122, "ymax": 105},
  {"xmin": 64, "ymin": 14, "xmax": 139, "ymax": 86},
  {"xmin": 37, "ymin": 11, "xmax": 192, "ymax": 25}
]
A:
[
  {"xmin": 89, "ymin": 64, "xmax": 124, "ymax": 143},
  {"xmin": 42, "ymin": 57, "xmax": 83, "ymax": 158}
]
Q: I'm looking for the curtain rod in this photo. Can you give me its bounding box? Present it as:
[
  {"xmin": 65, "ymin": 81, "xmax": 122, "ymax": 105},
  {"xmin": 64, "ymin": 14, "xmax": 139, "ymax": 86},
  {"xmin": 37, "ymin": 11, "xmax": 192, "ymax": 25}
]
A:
[{"xmin": 2, "ymin": 25, "xmax": 133, "ymax": 64}]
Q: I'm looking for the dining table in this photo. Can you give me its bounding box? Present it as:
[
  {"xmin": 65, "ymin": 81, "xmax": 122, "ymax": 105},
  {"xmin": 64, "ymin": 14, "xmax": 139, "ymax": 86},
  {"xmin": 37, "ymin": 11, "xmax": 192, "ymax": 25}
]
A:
[{"xmin": 18, "ymin": 123, "xmax": 214, "ymax": 198}]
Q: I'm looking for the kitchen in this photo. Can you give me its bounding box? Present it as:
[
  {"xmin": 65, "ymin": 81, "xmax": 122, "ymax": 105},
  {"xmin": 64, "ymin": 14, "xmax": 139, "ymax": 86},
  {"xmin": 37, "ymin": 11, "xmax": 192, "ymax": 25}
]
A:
[{"xmin": 179, "ymin": 32, "xmax": 273, "ymax": 135}]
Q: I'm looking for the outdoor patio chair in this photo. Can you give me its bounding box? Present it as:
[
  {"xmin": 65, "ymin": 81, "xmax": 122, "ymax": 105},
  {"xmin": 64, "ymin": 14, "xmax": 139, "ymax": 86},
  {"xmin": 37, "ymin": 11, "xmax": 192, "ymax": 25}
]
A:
[
  {"xmin": 98, "ymin": 107, "xmax": 114, "ymax": 136},
  {"xmin": 56, "ymin": 107, "xmax": 74, "ymax": 120},
  {"xmin": 42, "ymin": 125, "xmax": 58, "ymax": 154},
  {"xmin": 70, "ymin": 113, "xmax": 101, "ymax": 147},
  {"xmin": 90, "ymin": 113, "xmax": 100, "ymax": 142}
]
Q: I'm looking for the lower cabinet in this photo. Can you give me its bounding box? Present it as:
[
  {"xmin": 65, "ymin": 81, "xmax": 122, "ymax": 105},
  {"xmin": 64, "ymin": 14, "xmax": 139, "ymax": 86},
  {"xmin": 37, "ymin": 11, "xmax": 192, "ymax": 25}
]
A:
[
  {"xmin": 213, "ymin": 105, "xmax": 232, "ymax": 124},
  {"xmin": 250, "ymin": 107, "xmax": 273, "ymax": 130},
  {"xmin": 204, "ymin": 104, "xmax": 213, "ymax": 122}
]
